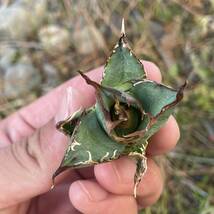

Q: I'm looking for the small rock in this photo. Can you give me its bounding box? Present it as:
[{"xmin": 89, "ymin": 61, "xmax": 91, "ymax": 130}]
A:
[
  {"xmin": 72, "ymin": 22, "xmax": 105, "ymax": 55},
  {"xmin": 0, "ymin": 0, "xmax": 46, "ymax": 39},
  {"xmin": 0, "ymin": 5, "xmax": 29, "ymax": 39},
  {"xmin": 39, "ymin": 25, "xmax": 71, "ymax": 55},
  {"xmin": 0, "ymin": 47, "xmax": 18, "ymax": 70},
  {"xmin": 3, "ymin": 62, "xmax": 41, "ymax": 98}
]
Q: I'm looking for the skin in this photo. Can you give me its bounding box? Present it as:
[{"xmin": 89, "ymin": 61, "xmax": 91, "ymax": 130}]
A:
[{"xmin": 0, "ymin": 61, "xmax": 180, "ymax": 214}]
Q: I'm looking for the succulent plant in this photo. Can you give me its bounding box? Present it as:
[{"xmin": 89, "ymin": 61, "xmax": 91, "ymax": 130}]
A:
[{"xmin": 52, "ymin": 20, "xmax": 185, "ymax": 197}]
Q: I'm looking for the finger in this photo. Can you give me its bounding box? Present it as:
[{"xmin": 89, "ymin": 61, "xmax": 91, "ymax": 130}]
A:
[
  {"xmin": 0, "ymin": 61, "xmax": 161, "ymax": 143},
  {"xmin": 0, "ymin": 88, "xmax": 83, "ymax": 209},
  {"xmin": 29, "ymin": 183, "xmax": 80, "ymax": 214},
  {"xmin": 94, "ymin": 157, "xmax": 163, "ymax": 207},
  {"xmin": 146, "ymin": 115, "xmax": 180, "ymax": 156},
  {"xmin": 69, "ymin": 180, "xmax": 138, "ymax": 214}
]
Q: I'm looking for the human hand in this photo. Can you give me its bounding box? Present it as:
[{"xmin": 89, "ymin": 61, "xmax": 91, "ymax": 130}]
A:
[{"xmin": 0, "ymin": 61, "xmax": 180, "ymax": 214}]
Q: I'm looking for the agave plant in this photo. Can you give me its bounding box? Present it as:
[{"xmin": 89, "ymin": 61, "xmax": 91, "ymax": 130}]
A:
[{"xmin": 52, "ymin": 20, "xmax": 185, "ymax": 197}]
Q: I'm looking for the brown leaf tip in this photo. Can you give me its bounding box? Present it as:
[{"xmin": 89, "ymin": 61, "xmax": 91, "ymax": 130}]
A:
[
  {"xmin": 177, "ymin": 80, "xmax": 188, "ymax": 102},
  {"xmin": 78, "ymin": 70, "xmax": 100, "ymax": 89}
]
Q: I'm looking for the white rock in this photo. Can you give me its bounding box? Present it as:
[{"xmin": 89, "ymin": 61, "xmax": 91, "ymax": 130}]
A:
[
  {"xmin": 0, "ymin": 0, "xmax": 46, "ymax": 39},
  {"xmin": 0, "ymin": 6, "xmax": 30, "ymax": 39},
  {"xmin": 3, "ymin": 62, "xmax": 41, "ymax": 98},
  {"xmin": 72, "ymin": 24, "xmax": 105, "ymax": 55},
  {"xmin": 0, "ymin": 47, "xmax": 17, "ymax": 70},
  {"xmin": 39, "ymin": 25, "xmax": 71, "ymax": 55}
]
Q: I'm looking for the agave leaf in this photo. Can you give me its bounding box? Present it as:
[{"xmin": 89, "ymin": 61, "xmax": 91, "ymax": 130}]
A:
[
  {"xmin": 130, "ymin": 80, "xmax": 182, "ymax": 117},
  {"xmin": 102, "ymin": 33, "xmax": 146, "ymax": 90}
]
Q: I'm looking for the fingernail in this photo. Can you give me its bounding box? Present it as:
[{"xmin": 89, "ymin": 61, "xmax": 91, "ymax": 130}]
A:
[
  {"xmin": 72, "ymin": 181, "xmax": 108, "ymax": 202},
  {"xmin": 55, "ymin": 87, "xmax": 83, "ymax": 123}
]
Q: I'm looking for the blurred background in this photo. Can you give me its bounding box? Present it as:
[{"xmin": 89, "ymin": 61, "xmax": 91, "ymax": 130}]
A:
[{"xmin": 0, "ymin": 0, "xmax": 213, "ymax": 213}]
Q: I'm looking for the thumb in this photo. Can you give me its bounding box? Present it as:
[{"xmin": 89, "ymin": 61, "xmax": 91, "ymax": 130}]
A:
[{"xmin": 0, "ymin": 87, "xmax": 84, "ymax": 209}]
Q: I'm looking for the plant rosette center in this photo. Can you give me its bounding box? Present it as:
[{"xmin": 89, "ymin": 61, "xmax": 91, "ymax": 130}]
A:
[{"xmin": 110, "ymin": 102, "xmax": 142, "ymax": 137}]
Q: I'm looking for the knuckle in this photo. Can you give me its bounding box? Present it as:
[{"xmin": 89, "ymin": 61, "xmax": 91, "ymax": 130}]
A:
[{"xmin": 10, "ymin": 129, "xmax": 48, "ymax": 180}]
